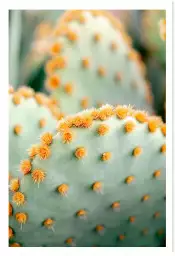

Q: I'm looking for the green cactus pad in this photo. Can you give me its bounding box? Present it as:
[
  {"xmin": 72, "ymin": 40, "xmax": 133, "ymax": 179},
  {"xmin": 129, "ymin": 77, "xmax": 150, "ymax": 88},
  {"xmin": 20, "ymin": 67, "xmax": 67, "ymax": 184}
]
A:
[
  {"xmin": 45, "ymin": 10, "xmax": 153, "ymax": 115},
  {"xmin": 9, "ymin": 104, "xmax": 166, "ymax": 247},
  {"xmin": 9, "ymin": 86, "xmax": 61, "ymax": 179}
]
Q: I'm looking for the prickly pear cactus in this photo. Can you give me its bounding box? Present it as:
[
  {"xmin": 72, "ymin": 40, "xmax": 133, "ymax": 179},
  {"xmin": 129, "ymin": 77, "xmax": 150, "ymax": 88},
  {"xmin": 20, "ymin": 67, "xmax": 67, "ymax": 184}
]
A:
[
  {"xmin": 9, "ymin": 86, "xmax": 61, "ymax": 179},
  {"xmin": 9, "ymin": 105, "xmax": 166, "ymax": 247},
  {"xmin": 45, "ymin": 10, "xmax": 153, "ymax": 115},
  {"xmin": 141, "ymin": 10, "xmax": 166, "ymax": 67},
  {"xmin": 9, "ymin": 10, "xmax": 64, "ymax": 89},
  {"xmin": 20, "ymin": 21, "xmax": 54, "ymax": 85}
]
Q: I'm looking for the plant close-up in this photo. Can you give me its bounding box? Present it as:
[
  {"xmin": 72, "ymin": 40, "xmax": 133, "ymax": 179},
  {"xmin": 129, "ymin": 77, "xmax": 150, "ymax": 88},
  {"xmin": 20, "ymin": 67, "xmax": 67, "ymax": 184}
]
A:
[{"xmin": 8, "ymin": 9, "xmax": 166, "ymax": 248}]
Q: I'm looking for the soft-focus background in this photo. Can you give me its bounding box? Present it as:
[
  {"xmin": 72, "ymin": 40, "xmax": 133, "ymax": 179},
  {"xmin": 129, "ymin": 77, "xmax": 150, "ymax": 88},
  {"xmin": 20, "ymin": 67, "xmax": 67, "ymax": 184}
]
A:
[{"xmin": 9, "ymin": 10, "xmax": 166, "ymax": 119}]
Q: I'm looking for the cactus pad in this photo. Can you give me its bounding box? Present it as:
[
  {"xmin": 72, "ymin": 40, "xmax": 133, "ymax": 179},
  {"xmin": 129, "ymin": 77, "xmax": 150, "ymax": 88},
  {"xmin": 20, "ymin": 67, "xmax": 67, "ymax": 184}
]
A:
[
  {"xmin": 9, "ymin": 104, "xmax": 166, "ymax": 247},
  {"xmin": 45, "ymin": 10, "xmax": 153, "ymax": 115}
]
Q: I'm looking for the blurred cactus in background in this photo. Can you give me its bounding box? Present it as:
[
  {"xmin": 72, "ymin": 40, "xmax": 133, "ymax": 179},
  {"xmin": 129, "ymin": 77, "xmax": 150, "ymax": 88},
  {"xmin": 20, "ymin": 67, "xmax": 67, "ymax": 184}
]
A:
[
  {"xmin": 45, "ymin": 10, "xmax": 153, "ymax": 115},
  {"xmin": 9, "ymin": 10, "xmax": 64, "ymax": 90},
  {"xmin": 9, "ymin": 9, "xmax": 166, "ymax": 247}
]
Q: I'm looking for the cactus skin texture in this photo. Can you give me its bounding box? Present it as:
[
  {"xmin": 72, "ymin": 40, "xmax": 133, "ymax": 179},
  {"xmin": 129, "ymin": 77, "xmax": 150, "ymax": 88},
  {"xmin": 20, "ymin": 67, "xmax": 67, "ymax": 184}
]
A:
[
  {"xmin": 141, "ymin": 10, "xmax": 166, "ymax": 67},
  {"xmin": 9, "ymin": 86, "xmax": 61, "ymax": 179},
  {"xmin": 45, "ymin": 10, "xmax": 153, "ymax": 115},
  {"xmin": 9, "ymin": 104, "xmax": 166, "ymax": 247}
]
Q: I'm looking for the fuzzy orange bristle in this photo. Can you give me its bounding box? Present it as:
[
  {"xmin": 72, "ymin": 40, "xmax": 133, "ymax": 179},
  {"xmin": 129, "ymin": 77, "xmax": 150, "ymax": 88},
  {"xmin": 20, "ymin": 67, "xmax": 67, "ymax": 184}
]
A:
[
  {"xmin": 160, "ymin": 144, "xmax": 166, "ymax": 154},
  {"xmin": 66, "ymin": 30, "xmax": 78, "ymax": 41},
  {"xmin": 148, "ymin": 119, "xmax": 159, "ymax": 132},
  {"xmin": 64, "ymin": 83, "xmax": 74, "ymax": 95},
  {"xmin": 12, "ymin": 192, "xmax": 25, "ymax": 206},
  {"xmin": 43, "ymin": 218, "xmax": 54, "ymax": 228},
  {"xmin": 50, "ymin": 42, "xmax": 62, "ymax": 55},
  {"xmin": 82, "ymin": 57, "xmax": 90, "ymax": 68},
  {"xmin": 118, "ymin": 234, "xmax": 125, "ymax": 241},
  {"xmin": 18, "ymin": 87, "xmax": 34, "ymax": 98},
  {"xmin": 80, "ymin": 116, "xmax": 93, "ymax": 128},
  {"xmin": 111, "ymin": 202, "xmax": 120, "ymax": 209},
  {"xmin": 76, "ymin": 209, "xmax": 87, "ymax": 217},
  {"xmin": 98, "ymin": 107, "xmax": 114, "ymax": 121},
  {"xmin": 96, "ymin": 225, "xmax": 104, "ymax": 232},
  {"xmin": 115, "ymin": 106, "xmax": 130, "ymax": 119},
  {"xmin": 14, "ymin": 125, "xmax": 22, "ymax": 135},
  {"xmin": 92, "ymin": 181, "xmax": 102, "ymax": 192},
  {"xmin": 37, "ymin": 144, "xmax": 51, "ymax": 160},
  {"xmin": 153, "ymin": 170, "xmax": 161, "ymax": 178},
  {"xmin": 39, "ymin": 118, "xmax": 47, "ymax": 128},
  {"xmin": 9, "ymin": 202, "xmax": 12, "ymax": 216},
  {"xmin": 97, "ymin": 124, "xmax": 109, "ymax": 136},
  {"xmin": 35, "ymin": 93, "xmax": 46, "ymax": 105},
  {"xmin": 101, "ymin": 152, "xmax": 111, "ymax": 161},
  {"xmin": 134, "ymin": 111, "xmax": 148, "ymax": 123},
  {"xmin": 9, "ymin": 178, "xmax": 20, "ymax": 192},
  {"xmin": 12, "ymin": 93, "xmax": 21, "ymax": 105},
  {"xmin": 57, "ymin": 184, "xmax": 69, "ymax": 195},
  {"xmin": 124, "ymin": 120, "xmax": 136, "ymax": 133},
  {"xmin": 91, "ymin": 110, "xmax": 99, "ymax": 120},
  {"xmin": 142, "ymin": 194, "xmax": 150, "ymax": 201},
  {"xmin": 45, "ymin": 59, "xmax": 57, "ymax": 75},
  {"xmin": 65, "ymin": 237, "xmax": 74, "ymax": 245},
  {"xmin": 62, "ymin": 130, "xmax": 74, "ymax": 144},
  {"xmin": 97, "ymin": 66, "xmax": 106, "ymax": 77},
  {"xmin": 161, "ymin": 124, "xmax": 166, "ymax": 136},
  {"xmin": 28, "ymin": 145, "xmax": 38, "ymax": 159},
  {"xmin": 74, "ymin": 147, "xmax": 87, "ymax": 159},
  {"xmin": 129, "ymin": 216, "xmax": 136, "ymax": 223},
  {"xmin": 94, "ymin": 33, "xmax": 101, "ymax": 42},
  {"xmin": 54, "ymin": 56, "xmax": 67, "ymax": 69},
  {"xmin": 20, "ymin": 160, "xmax": 32, "ymax": 175},
  {"xmin": 32, "ymin": 169, "xmax": 46, "ymax": 184},
  {"xmin": 133, "ymin": 147, "xmax": 142, "ymax": 157},
  {"xmin": 15, "ymin": 212, "xmax": 28, "ymax": 224},
  {"xmin": 41, "ymin": 132, "xmax": 53, "ymax": 146},
  {"xmin": 47, "ymin": 75, "xmax": 61, "ymax": 90},
  {"xmin": 80, "ymin": 97, "xmax": 89, "ymax": 109},
  {"xmin": 125, "ymin": 176, "xmax": 135, "ymax": 184},
  {"xmin": 9, "ymin": 227, "xmax": 14, "ymax": 239}
]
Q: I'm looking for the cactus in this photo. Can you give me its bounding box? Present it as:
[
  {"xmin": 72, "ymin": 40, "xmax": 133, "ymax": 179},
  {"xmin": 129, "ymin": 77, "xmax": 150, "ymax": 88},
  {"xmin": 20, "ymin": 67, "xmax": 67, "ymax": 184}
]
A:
[
  {"xmin": 19, "ymin": 11, "xmax": 65, "ymax": 89},
  {"xmin": 45, "ymin": 10, "xmax": 153, "ymax": 115},
  {"xmin": 9, "ymin": 10, "xmax": 64, "ymax": 88},
  {"xmin": 9, "ymin": 86, "xmax": 61, "ymax": 179},
  {"xmin": 141, "ymin": 10, "xmax": 166, "ymax": 67},
  {"xmin": 9, "ymin": 104, "xmax": 166, "ymax": 247}
]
